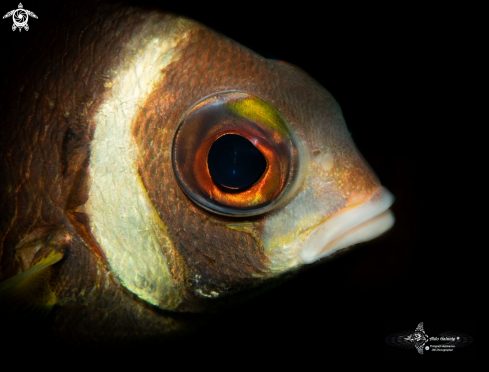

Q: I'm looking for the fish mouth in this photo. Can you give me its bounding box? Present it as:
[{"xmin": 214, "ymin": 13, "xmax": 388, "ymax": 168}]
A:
[{"xmin": 300, "ymin": 186, "xmax": 395, "ymax": 264}]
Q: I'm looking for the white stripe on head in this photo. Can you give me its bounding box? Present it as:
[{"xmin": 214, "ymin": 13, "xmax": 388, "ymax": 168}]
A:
[{"xmin": 85, "ymin": 15, "xmax": 198, "ymax": 309}]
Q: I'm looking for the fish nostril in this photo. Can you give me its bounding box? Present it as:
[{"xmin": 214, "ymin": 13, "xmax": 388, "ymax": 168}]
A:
[{"xmin": 321, "ymin": 152, "xmax": 334, "ymax": 172}]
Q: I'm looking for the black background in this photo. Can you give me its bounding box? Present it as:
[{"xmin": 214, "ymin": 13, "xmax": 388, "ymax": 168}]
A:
[{"xmin": 0, "ymin": 0, "xmax": 475, "ymax": 363}]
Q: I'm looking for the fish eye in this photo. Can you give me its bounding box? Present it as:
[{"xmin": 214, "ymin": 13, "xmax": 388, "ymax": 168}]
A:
[
  {"xmin": 207, "ymin": 134, "xmax": 267, "ymax": 191},
  {"xmin": 173, "ymin": 92, "xmax": 301, "ymax": 216}
]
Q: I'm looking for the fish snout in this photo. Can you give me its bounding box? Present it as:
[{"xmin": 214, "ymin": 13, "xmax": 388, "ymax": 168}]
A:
[{"xmin": 300, "ymin": 186, "xmax": 395, "ymax": 264}]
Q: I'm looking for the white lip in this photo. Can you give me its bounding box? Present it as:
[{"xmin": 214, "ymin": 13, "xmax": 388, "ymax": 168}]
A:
[{"xmin": 300, "ymin": 186, "xmax": 395, "ymax": 264}]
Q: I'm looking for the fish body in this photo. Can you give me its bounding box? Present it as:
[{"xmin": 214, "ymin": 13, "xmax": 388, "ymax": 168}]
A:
[{"xmin": 0, "ymin": 0, "xmax": 394, "ymax": 343}]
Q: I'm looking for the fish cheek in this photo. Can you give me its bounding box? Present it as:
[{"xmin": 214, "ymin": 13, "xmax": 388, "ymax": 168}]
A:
[
  {"xmin": 132, "ymin": 31, "xmax": 282, "ymax": 311},
  {"xmin": 135, "ymin": 128, "xmax": 271, "ymax": 312}
]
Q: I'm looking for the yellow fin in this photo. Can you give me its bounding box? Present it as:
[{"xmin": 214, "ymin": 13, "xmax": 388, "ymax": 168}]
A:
[{"xmin": 0, "ymin": 250, "xmax": 63, "ymax": 313}]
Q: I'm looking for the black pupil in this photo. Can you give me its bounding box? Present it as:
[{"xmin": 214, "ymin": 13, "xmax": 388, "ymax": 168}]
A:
[{"xmin": 207, "ymin": 134, "xmax": 267, "ymax": 190}]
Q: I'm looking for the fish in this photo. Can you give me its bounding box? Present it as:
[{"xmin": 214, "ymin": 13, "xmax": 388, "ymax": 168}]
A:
[{"xmin": 0, "ymin": 0, "xmax": 395, "ymax": 344}]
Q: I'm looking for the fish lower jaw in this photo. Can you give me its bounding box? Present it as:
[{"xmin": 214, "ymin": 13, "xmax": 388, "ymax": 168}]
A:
[{"xmin": 300, "ymin": 186, "xmax": 395, "ymax": 264}]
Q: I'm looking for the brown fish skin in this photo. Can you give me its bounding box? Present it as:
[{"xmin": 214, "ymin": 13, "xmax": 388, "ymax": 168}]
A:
[
  {"xmin": 0, "ymin": 1, "xmax": 199, "ymax": 343},
  {"xmin": 0, "ymin": 0, "xmax": 389, "ymax": 344}
]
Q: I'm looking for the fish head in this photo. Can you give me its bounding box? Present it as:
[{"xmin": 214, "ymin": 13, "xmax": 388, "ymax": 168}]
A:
[
  {"xmin": 0, "ymin": 5, "xmax": 394, "ymax": 323},
  {"xmin": 82, "ymin": 14, "xmax": 394, "ymax": 312}
]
